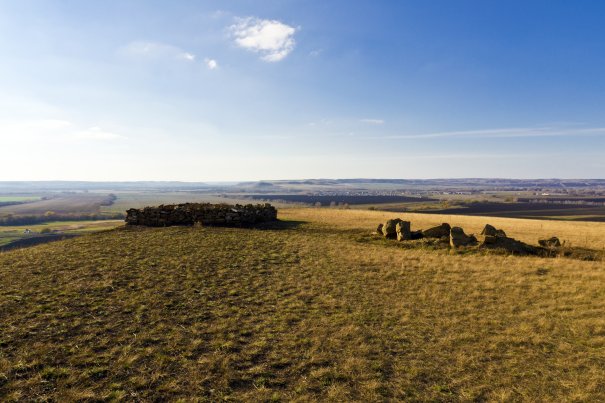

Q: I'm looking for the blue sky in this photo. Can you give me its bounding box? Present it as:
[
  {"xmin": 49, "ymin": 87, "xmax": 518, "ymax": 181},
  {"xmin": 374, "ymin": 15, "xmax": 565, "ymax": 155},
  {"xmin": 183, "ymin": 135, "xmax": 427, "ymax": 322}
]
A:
[{"xmin": 1, "ymin": 0, "xmax": 604, "ymax": 181}]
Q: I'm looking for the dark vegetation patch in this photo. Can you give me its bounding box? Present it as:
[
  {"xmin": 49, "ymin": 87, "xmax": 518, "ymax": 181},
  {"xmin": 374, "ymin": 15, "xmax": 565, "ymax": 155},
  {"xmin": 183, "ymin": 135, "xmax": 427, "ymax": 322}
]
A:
[
  {"xmin": 247, "ymin": 194, "xmax": 435, "ymax": 205},
  {"xmin": 0, "ymin": 234, "xmax": 80, "ymax": 252},
  {"xmin": 412, "ymin": 202, "xmax": 605, "ymax": 222}
]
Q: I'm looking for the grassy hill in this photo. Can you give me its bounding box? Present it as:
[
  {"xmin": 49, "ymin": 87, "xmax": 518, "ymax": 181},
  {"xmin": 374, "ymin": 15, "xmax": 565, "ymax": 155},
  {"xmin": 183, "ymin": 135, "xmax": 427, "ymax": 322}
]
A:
[{"xmin": 1, "ymin": 208, "xmax": 605, "ymax": 401}]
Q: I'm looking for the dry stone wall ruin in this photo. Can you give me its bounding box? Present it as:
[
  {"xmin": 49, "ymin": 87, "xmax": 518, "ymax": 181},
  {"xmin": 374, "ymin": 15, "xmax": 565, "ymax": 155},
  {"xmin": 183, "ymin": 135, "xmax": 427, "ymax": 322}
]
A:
[{"xmin": 125, "ymin": 203, "xmax": 277, "ymax": 227}]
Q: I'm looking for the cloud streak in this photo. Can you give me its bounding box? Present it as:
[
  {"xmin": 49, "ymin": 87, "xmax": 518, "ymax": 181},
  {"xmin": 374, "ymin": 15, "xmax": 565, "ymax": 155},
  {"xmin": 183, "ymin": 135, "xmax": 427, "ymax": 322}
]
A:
[
  {"xmin": 230, "ymin": 17, "xmax": 297, "ymax": 62},
  {"xmin": 374, "ymin": 126, "xmax": 605, "ymax": 139}
]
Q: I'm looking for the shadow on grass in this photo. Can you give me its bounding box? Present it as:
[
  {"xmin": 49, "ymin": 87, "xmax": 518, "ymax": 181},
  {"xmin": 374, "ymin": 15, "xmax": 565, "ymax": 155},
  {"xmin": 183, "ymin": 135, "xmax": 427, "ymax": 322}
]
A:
[{"xmin": 253, "ymin": 219, "xmax": 307, "ymax": 231}]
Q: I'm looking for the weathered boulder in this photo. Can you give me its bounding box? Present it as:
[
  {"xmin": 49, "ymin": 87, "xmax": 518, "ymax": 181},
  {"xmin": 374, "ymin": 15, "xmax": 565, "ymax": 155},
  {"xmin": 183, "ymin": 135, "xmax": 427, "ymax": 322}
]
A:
[
  {"xmin": 422, "ymin": 223, "xmax": 451, "ymax": 238},
  {"xmin": 539, "ymin": 237, "xmax": 561, "ymax": 248},
  {"xmin": 450, "ymin": 227, "xmax": 477, "ymax": 248},
  {"xmin": 382, "ymin": 219, "xmax": 403, "ymax": 239},
  {"xmin": 480, "ymin": 224, "xmax": 507, "ymax": 237},
  {"xmin": 396, "ymin": 221, "xmax": 411, "ymax": 241}
]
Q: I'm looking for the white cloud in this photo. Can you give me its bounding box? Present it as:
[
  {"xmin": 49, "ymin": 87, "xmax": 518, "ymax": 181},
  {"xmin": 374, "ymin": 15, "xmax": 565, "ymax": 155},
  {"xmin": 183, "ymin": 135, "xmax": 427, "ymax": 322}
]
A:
[
  {"xmin": 360, "ymin": 118, "xmax": 385, "ymax": 125},
  {"xmin": 230, "ymin": 17, "xmax": 297, "ymax": 62},
  {"xmin": 204, "ymin": 58, "xmax": 218, "ymax": 70},
  {"xmin": 121, "ymin": 41, "xmax": 196, "ymax": 62},
  {"xmin": 309, "ymin": 49, "xmax": 322, "ymax": 57}
]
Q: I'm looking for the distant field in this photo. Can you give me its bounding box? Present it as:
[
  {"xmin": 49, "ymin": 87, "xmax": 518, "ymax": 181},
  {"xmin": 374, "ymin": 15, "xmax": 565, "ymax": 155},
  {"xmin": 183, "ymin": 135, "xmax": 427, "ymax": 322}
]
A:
[
  {"xmin": 246, "ymin": 194, "xmax": 435, "ymax": 205},
  {"xmin": 0, "ymin": 194, "xmax": 115, "ymax": 216},
  {"xmin": 1, "ymin": 209, "xmax": 605, "ymax": 400}
]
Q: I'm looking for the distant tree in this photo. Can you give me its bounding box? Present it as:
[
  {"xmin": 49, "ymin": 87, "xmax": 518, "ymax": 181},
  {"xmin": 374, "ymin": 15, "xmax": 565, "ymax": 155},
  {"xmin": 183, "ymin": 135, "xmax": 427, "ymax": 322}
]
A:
[{"xmin": 40, "ymin": 227, "xmax": 52, "ymax": 234}]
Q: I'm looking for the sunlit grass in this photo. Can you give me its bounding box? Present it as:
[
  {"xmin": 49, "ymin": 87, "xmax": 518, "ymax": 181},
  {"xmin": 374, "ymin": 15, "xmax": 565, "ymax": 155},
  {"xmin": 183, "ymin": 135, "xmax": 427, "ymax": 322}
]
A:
[{"xmin": 1, "ymin": 208, "xmax": 604, "ymax": 400}]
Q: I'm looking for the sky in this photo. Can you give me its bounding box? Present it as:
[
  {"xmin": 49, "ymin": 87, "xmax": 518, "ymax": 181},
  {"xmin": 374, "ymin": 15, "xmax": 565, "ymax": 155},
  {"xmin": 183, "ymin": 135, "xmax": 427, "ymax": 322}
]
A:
[{"xmin": 1, "ymin": 0, "xmax": 605, "ymax": 181}]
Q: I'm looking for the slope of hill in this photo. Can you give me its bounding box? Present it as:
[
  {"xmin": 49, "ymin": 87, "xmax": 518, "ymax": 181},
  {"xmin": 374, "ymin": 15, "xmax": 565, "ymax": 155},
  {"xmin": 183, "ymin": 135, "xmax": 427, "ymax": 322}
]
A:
[{"xmin": 1, "ymin": 209, "xmax": 604, "ymax": 400}]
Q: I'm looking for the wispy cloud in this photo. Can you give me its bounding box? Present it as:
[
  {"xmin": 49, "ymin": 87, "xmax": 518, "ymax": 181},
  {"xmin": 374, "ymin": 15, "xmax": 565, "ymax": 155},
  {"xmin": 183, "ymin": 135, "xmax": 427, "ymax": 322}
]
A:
[
  {"xmin": 120, "ymin": 41, "xmax": 196, "ymax": 62},
  {"xmin": 360, "ymin": 118, "xmax": 385, "ymax": 125},
  {"xmin": 375, "ymin": 126, "xmax": 605, "ymax": 139},
  {"xmin": 230, "ymin": 17, "xmax": 297, "ymax": 62}
]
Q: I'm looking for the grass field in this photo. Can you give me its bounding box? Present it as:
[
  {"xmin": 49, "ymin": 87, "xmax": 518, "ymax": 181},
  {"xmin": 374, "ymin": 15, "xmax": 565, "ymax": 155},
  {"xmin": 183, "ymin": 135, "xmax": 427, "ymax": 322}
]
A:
[{"xmin": 1, "ymin": 208, "xmax": 605, "ymax": 400}]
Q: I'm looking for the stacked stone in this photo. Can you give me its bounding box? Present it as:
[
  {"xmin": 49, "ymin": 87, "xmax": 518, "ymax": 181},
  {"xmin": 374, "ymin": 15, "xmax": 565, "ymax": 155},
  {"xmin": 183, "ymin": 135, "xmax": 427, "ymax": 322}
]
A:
[{"xmin": 125, "ymin": 203, "xmax": 277, "ymax": 227}]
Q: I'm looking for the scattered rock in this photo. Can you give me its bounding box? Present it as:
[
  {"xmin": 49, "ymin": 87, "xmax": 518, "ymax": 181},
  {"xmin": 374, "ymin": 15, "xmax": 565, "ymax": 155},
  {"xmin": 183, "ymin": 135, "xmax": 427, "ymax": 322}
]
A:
[
  {"xmin": 382, "ymin": 219, "xmax": 403, "ymax": 239},
  {"xmin": 373, "ymin": 220, "xmax": 586, "ymax": 259},
  {"xmin": 539, "ymin": 237, "xmax": 561, "ymax": 248},
  {"xmin": 422, "ymin": 223, "xmax": 451, "ymax": 238},
  {"xmin": 449, "ymin": 227, "xmax": 477, "ymax": 248},
  {"xmin": 396, "ymin": 221, "xmax": 411, "ymax": 241}
]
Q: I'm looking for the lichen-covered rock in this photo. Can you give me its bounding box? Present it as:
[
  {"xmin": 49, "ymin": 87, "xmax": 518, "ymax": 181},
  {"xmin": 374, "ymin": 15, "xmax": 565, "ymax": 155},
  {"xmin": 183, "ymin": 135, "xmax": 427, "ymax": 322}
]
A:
[
  {"xmin": 382, "ymin": 219, "xmax": 403, "ymax": 239},
  {"xmin": 422, "ymin": 223, "xmax": 451, "ymax": 238},
  {"xmin": 396, "ymin": 221, "xmax": 411, "ymax": 241},
  {"xmin": 539, "ymin": 237, "xmax": 561, "ymax": 248},
  {"xmin": 450, "ymin": 227, "xmax": 477, "ymax": 247}
]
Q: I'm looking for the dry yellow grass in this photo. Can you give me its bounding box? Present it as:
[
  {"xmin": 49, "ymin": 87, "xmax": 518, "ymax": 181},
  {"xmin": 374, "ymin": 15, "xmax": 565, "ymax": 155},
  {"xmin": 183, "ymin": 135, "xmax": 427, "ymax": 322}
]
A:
[
  {"xmin": 282, "ymin": 207, "xmax": 605, "ymax": 250},
  {"xmin": 0, "ymin": 208, "xmax": 604, "ymax": 400}
]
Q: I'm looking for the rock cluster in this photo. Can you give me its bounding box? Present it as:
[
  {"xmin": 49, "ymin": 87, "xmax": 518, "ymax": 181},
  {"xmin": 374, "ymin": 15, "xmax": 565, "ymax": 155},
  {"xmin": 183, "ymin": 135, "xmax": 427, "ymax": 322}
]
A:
[
  {"xmin": 375, "ymin": 219, "xmax": 563, "ymax": 255},
  {"xmin": 476, "ymin": 224, "xmax": 537, "ymax": 255},
  {"xmin": 125, "ymin": 203, "xmax": 277, "ymax": 227}
]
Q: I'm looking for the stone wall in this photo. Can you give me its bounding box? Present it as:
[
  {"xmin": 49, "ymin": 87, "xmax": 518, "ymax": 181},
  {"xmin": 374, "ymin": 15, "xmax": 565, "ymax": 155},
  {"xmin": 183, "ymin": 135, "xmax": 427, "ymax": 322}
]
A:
[{"xmin": 125, "ymin": 203, "xmax": 277, "ymax": 227}]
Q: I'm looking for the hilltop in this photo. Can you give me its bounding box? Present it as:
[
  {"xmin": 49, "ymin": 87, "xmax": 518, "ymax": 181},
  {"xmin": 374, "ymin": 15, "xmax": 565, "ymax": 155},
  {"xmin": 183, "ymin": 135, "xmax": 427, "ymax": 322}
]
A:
[{"xmin": 1, "ymin": 208, "xmax": 605, "ymax": 401}]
